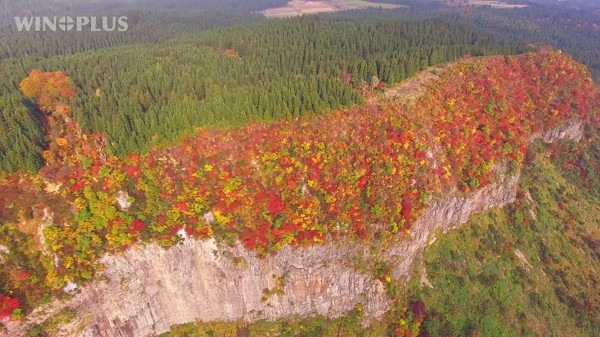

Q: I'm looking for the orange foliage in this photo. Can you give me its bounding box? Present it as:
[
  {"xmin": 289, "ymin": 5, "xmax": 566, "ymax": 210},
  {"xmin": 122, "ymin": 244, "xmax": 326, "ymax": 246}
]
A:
[
  {"xmin": 223, "ymin": 49, "xmax": 238, "ymax": 56},
  {"xmin": 54, "ymin": 103, "xmax": 72, "ymax": 115},
  {"xmin": 55, "ymin": 138, "xmax": 68, "ymax": 147},
  {"xmin": 19, "ymin": 69, "xmax": 75, "ymax": 113},
  {"xmin": 13, "ymin": 270, "xmax": 33, "ymax": 281}
]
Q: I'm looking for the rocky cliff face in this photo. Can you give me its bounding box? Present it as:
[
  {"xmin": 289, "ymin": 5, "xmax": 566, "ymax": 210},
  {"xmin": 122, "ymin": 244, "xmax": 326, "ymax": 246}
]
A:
[
  {"xmin": 69, "ymin": 239, "xmax": 390, "ymax": 337},
  {"xmin": 2, "ymin": 121, "xmax": 584, "ymax": 337}
]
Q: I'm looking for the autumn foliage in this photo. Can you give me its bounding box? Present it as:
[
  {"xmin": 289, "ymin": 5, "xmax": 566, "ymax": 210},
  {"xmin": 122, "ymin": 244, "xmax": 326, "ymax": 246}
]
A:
[
  {"xmin": 19, "ymin": 69, "xmax": 75, "ymax": 113},
  {"xmin": 11, "ymin": 51, "xmax": 598, "ymax": 290},
  {"xmin": 18, "ymin": 70, "xmax": 106, "ymax": 177},
  {"xmin": 0, "ymin": 293, "xmax": 20, "ymax": 320}
]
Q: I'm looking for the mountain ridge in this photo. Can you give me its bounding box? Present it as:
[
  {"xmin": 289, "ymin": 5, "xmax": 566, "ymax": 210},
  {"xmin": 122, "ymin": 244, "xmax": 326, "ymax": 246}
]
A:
[{"xmin": 0, "ymin": 50, "xmax": 598, "ymax": 336}]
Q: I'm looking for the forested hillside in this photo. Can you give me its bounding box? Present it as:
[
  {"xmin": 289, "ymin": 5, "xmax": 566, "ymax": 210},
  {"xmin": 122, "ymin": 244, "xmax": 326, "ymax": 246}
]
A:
[
  {"xmin": 403, "ymin": 126, "xmax": 600, "ymax": 337},
  {"xmin": 0, "ymin": 51, "xmax": 596, "ymax": 329},
  {"xmin": 1, "ymin": 2, "xmax": 600, "ymax": 335},
  {"xmin": 0, "ymin": 0, "xmax": 287, "ymax": 23},
  {"xmin": 0, "ymin": 11, "xmax": 263, "ymax": 59},
  {"xmin": 450, "ymin": 7, "xmax": 600, "ymax": 82},
  {"xmin": 338, "ymin": 4, "xmax": 600, "ymax": 81},
  {"xmin": 0, "ymin": 16, "xmax": 526, "ymax": 172}
]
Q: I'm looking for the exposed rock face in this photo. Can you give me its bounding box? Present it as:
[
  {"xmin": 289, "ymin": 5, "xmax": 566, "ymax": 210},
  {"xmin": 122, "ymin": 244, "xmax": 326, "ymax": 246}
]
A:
[
  {"xmin": 534, "ymin": 119, "xmax": 584, "ymax": 143},
  {"xmin": 59, "ymin": 240, "xmax": 389, "ymax": 337},
  {"xmin": 36, "ymin": 174, "xmax": 520, "ymax": 337},
  {"xmin": 0, "ymin": 245, "xmax": 8, "ymax": 262},
  {"xmin": 116, "ymin": 191, "xmax": 132, "ymax": 211},
  {"xmin": 1, "ymin": 121, "xmax": 584, "ymax": 337},
  {"xmin": 384, "ymin": 120, "xmax": 584, "ymax": 280},
  {"xmin": 384, "ymin": 173, "xmax": 521, "ymax": 279}
]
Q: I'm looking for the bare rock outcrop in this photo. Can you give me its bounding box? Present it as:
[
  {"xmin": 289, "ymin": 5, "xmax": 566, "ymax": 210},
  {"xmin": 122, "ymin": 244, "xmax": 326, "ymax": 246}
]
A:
[
  {"xmin": 384, "ymin": 173, "xmax": 520, "ymax": 279},
  {"xmin": 62, "ymin": 239, "xmax": 389, "ymax": 337}
]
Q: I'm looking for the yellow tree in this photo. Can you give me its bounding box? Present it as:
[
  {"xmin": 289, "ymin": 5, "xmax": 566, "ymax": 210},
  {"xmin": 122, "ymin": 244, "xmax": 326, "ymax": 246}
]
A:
[{"xmin": 19, "ymin": 69, "xmax": 76, "ymax": 113}]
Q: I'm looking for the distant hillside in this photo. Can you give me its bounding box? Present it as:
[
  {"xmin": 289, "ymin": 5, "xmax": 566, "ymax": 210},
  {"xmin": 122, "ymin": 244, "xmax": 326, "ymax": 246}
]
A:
[{"xmin": 0, "ymin": 0, "xmax": 288, "ymax": 23}]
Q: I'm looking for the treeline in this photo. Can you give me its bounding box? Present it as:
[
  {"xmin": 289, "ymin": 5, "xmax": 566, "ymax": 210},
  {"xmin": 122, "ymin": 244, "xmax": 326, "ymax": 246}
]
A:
[
  {"xmin": 336, "ymin": 4, "xmax": 600, "ymax": 81},
  {"xmin": 0, "ymin": 95, "xmax": 45, "ymax": 172},
  {"xmin": 192, "ymin": 17, "xmax": 525, "ymax": 83},
  {"xmin": 1, "ymin": 0, "xmax": 287, "ymax": 23},
  {"xmin": 0, "ymin": 16, "xmax": 526, "ymax": 171},
  {"xmin": 448, "ymin": 7, "xmax": 600, "ymax": 81},
  {"xmin": 0, "ymin": 10, "xmax": 264, "ymax": 60}
]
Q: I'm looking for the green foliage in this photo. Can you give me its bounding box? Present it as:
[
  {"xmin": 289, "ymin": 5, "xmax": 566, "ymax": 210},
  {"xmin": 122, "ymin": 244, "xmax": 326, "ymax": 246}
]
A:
[
  {"xmin": 23, "ymin": 309, "xmax": 77, "ymax": 337},
  {"xmin": 404, "ymin": 135, "xmax": 600, "ymax": 337},
  {"xmin": 0, "ymin": 15, "xmax": 524, "ymax": 171},
  {"xmin": 157, "ymin": 312, "xmax": 385, "ymax": 337}
]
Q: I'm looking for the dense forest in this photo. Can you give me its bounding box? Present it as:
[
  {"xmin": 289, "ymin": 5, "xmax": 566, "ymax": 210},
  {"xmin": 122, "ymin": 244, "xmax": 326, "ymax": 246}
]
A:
[
  {"xmin": 0, "ymin": 15, "xmax": 526, "ymax": 171},
  {"xmin": 0, "ymin": 11, "xmax": 264, "ymax": 59},
  {"xmin": 3, "ymin": 2, "xmax": 600, "ymax": 172},
  {"xmin": 451, "ymin": 7, "xmax": 600, "ymax": 81},
  {"xmin": 337, "ymin": 4, "xmax": 600, "ymax": 81},
  {"xmin": 0, "ymin": 0, "xmax": 287, "ymax": 23}
]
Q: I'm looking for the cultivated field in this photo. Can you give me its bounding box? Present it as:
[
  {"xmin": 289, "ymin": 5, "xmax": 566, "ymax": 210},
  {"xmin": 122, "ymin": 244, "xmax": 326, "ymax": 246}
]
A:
[
  {"xmin": 468, "ymin": 0, "xmax": 528, "ymax": 8},
  {"xmin": 262, "ymin": 0, "xmax": 405, "ymax": 18}
]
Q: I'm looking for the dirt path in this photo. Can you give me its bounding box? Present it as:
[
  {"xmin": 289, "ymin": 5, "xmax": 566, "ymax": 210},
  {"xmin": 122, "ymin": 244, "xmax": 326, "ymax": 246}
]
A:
[{"xmin": 367, "ymin": 61, "xmax": 463, "ymax": 107}]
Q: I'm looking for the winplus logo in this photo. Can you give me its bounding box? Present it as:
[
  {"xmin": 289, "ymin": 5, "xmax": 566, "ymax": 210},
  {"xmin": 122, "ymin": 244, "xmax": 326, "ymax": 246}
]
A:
[{"xmin": 14, "ymin": 16, "xmax": 128, "ymax": 32}]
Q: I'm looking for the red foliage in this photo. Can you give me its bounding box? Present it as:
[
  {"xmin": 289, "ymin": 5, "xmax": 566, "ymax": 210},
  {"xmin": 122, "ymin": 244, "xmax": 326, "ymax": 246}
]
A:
[
  {"xmin": 176, "ymin": 202, "xmax": 188, "ymax": 212},
  {"xmin": 124, "ymin": 165, "xmax": 140, "ymax": 178},
  {"xmin": 70, "ymin": 183, "xmax": 83, "ymax": 193},
  {"xmin": 0, "ymin": 294, "xmax": 20, "ymax": 320},
  {"xmin": 131, "ymin": 219, "xmax": 145, "ymax": 232},
  {"xmin": 341, "ymin": 71, "xmax": 352, "ymax": 84},
  {"xmin": 409, "ymin": 300, "xmax": 426, "ymax": 317},
  {"xmin": 266, "ymin": 195, "xmax": 284, "ymax": 215},
  {"xmin": 13, "ymin": 270, "xmax": 33, "ymax": 281}
]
